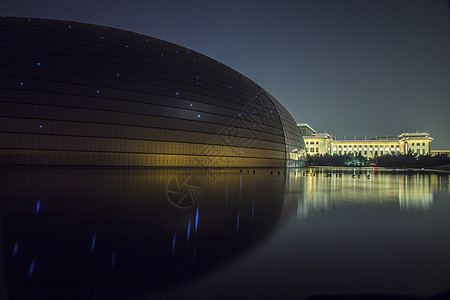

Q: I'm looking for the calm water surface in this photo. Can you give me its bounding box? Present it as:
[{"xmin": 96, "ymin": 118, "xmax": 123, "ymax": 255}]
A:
[{"xmin": 1, "ymin": 167, "xmax": 449, "ymax": 299}]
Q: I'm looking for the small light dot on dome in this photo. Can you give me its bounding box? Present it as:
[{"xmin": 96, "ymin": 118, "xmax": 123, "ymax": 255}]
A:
[
  {"xmin": 197, "ymin": 114, "xmax": 201, "ymax": 118},
  {"xmin": 96, "ymin": 90, "xmax": 100, "ymax": 94},
  {"xmin": 176, "ymin": 92, "xmax": 179, "ymax": 95},
  {"xmin": 116, "ymin": 73, "xmax": 120, "ymax": 77},
  {"xmin": 20, "ymin": 82, "xmax": 24, "ymax": 86},
  {"xmin": 36, "ymin": 62, "xmax": 40, "ymax": 66},
  {"xmin": 190, "ymin": 104, "xmax": 193, "ymax": 107},
  {"xmin": 68, "ymin": 25, "xmax": 71, "ymax": 28}
]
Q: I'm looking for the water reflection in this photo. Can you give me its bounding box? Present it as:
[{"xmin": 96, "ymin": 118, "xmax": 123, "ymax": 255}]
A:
[
  {"xmin": 287, "ymin": 167, "xmax": 449, "ymax": 218},
  {"xmin": 0, "ymin": 167, "xmax": 286, "ymax": 299},
  {"xmin": 1, "ymin": 167, "xmax": 449, "ymax": 299}
]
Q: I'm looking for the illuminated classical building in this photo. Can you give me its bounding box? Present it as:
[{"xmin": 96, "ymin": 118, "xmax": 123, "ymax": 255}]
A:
[
  {"xmin": 0, "ymin": 17, "xmax": 305, "ymax": 167},
  {"xmin": 298, "ymin": 124, "xmax": 433, "ymax": 158}
]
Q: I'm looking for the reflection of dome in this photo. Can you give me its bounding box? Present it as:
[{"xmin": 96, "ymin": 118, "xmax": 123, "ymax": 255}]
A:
[
  {"xmin": 0, "ymin": 167, "xmax": 287, "ymax": 299},
  {"xmin": 0, "ymin": 17, "xmax": 304, "ymax": 168}
]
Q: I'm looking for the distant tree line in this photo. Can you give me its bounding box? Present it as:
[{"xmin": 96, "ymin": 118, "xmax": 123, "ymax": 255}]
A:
[
  {"xmin": 307, "ymin": 154, "xmax": 367, "ymax": 167},
  {"xmin": 307, "ymin": 153, "xmax": 450, "ymax": 168}
]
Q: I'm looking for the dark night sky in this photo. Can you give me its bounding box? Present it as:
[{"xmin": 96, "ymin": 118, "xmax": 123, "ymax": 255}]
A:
[{"xmin": 2, "ymin": 0, "xmax": 449, "ymax": 148}]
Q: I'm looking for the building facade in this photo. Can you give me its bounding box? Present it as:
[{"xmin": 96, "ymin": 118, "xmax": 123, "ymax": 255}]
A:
[
  {"xmin": 299, "ymin": 124, "xmax": 433, "ymax": 158},
  {"xmin": 0, "ymin": 17, "xmax": 305, "ymax": 167}
]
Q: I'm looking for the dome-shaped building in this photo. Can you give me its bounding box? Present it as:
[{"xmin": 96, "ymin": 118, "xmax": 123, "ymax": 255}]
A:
[{"xmin": 0, "ymin": 17, "xmax": 305, "ymax": 168}]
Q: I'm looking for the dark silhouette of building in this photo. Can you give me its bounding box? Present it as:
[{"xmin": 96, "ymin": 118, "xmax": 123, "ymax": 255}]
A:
[{"xmin": 0, "ymin": 17, "xmax": 305, "ymax": 167}]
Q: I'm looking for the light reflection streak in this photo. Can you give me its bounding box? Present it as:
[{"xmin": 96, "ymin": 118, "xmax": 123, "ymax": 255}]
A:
[
  {"xmin": 289, "ymin": 168, "xmax": 448, "ymax": 218},
  {"xmin": 252, "ymin": 196, "xmax": 255, "ymax": 221},
  {"xmin": 195, "ymin": 205, "xmax": 199, "ymax": 234},
  {"xmin": 172, "ymin": 232, "xmax": 176, "ymax": 253},
  {"xmin": 239, "ymin": 173, "xmax": 242, "ymax": 200},
  {"xmin": 187, "ymin": 219, "xmax": 191, "ymax": 242},
  {"xmin": 28, "ymin": 260, "xmax": 35, "ymax": 278},
  {"xmin": 13, "ymin": 242, "xmax": 18, "ymax": 257},
  {"xmin": 91, "ymin": 233, "xmax": 96, "ymax": 251},
  {"xmin": 111, "ymin": 252, "xmax": 116, "ymax": 268},
  {"xmin": 236, "ymin": 208, "xmax": 240, "ymax": 233}
]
